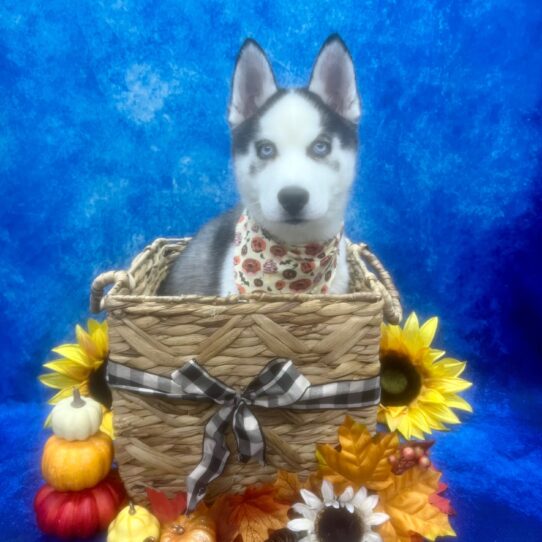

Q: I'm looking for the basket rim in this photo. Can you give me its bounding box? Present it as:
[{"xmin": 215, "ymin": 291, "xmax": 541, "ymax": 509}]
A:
[
  {"xmin": 92, "ymin": 236, "xmax": 401, "ymax": 323},
  {"xmin": 102, "ymin": 289, "xmax": 383, "ymax": 306},
  {"xmin": 103, "ymin": 236, "xmax": 383, "ymax": 306}
]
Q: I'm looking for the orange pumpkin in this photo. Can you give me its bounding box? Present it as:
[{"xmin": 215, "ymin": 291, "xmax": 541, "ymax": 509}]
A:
[
  {"xmin": 41, "ymin": 431, "xmax": 113, "ymax": 491},
  {"xmin": 160, "ymin": 505, "xmax": 216, "ymax": 542}
]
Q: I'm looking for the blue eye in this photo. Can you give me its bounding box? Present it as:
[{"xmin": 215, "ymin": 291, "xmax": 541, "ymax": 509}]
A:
[
  {"xmin": 256, "ymin": 141, "xmax": 277, "ymax": 159},
  {"xmin": 310, "ymin": 140, "xmax": 331, "ymax": 157}
]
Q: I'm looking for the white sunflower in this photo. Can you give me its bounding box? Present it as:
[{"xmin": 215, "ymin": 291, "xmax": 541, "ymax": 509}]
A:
[{"xmin": 287, "ymin": 480, "xmax": 389, "ymax": 542}]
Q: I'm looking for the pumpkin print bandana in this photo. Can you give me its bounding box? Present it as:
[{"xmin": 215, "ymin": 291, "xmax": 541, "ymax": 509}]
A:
[{"xmin": 233, "ymin": 209, "xmax": 343, "ymax": 294}]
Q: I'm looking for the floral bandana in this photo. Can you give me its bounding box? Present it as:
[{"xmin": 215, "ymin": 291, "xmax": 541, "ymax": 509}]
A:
[{"xmin": 233, "ymin": 209, "xmax": 343, "ymax": 294}]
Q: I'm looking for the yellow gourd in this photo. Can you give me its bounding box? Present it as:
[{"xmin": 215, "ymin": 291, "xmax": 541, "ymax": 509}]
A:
[
  {"xmin": 107, "ymin": 502, "xmax": 161, "ymax": 542},
  {"xmin": 41, "ymin": 432, "xmax": 113, "ymax": 491}
]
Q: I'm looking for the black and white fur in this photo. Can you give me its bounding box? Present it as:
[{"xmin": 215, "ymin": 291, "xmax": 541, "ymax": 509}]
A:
[{"xmin": 159, "ymin": 35, "xmax": 361, "ymax": 296}]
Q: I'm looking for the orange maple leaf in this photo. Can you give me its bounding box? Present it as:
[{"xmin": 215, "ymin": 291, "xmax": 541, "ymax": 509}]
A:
[
  {"xmin": 211, "ymin": 484, "xmax": 290, "ymax": 542},
  {"xmin": 273, "ymin": 471, "xmax": 304, "ymax": 503},
  {"xmin": 316, "ymin": 415, "xmax": 399, "ymax": 492},
  {"xmin": 376, "ymin": 467, "xmax": 456, "ymax": 542},
  {"xmin": 272, "ymin": 470, "xmax": 322, "ymax": 504},
  {"xmin": 145, "ymin": 487, "xmax": 186, "ymax": 523},
  {"xmin": 429, "ymin": 482, "xmax": 455, "ymax": 516}
]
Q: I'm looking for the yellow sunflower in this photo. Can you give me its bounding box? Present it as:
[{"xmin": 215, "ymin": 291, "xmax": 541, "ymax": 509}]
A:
[
  {"xmin": 378, "ymin": 313, "xmax": 472, "ymax": 440},
  {"xmin": 39, "ymin": 319, "xmax": 114, "ymax": 439}
]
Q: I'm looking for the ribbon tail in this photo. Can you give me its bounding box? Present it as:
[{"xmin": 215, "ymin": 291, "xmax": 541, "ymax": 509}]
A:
[
  {"xmin": 185, "ymin": 406, "xmax": 233, "ymax": 512},
  {"xmin": 233, "ymin": 403, "xmax": 266, "ymax": 466}
]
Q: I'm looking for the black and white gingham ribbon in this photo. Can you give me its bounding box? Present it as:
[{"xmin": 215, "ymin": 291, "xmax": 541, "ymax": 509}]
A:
[{"xmin": 107, "ymin": 358, "xmax": 380, "ymax": 511}]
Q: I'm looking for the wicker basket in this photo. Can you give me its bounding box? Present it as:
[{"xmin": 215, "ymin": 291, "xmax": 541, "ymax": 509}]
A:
[{"xmin": 90, "ymin": 237, "xmax": 402, "ymax": 504}]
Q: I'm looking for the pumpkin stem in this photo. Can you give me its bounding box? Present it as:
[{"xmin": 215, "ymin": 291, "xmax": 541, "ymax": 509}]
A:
[
  {"xmin": 71, "ymin": 388, "xmax": 86, "ymax": 408},
  {"xmin": 129, "ymin": 501, "xmax": 136, "ymax": 515}
]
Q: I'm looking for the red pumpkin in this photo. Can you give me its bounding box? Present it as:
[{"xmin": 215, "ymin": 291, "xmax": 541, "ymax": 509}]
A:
[{"xmin": 34, "ymin": 471, "xmax": 126, "ymax": 539}]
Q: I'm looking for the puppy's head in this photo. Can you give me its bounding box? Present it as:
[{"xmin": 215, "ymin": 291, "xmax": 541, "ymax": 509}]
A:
[{"xmin": 228, "ymin": 35, "xmax": 361, "ymax": 243}]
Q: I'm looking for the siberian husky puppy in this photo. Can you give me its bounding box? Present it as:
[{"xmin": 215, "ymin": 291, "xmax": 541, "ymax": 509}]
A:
[{"xmin": 159, "ymin": 34, "xmax": 361, "ymax": 297}]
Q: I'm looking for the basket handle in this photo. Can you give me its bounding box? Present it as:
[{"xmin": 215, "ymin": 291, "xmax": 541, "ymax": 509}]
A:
[
  {"xmin": 89, "ymin": 270, "xmax": 134, "ymax": 313},
  {"xmin": 356, "ymin": 244, "xmax": 403, "ymax": 324}
]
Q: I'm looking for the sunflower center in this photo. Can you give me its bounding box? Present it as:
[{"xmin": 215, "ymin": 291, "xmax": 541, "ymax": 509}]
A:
[
  {"xmin": 316, "ymin": 506, "xmax": 364, "ymax": 542},
  {"xmin": 380, "ymin": 351, "xmax": 422, "ymax": 406},
  {"xmin": 88, "ymin": 359, "xmax": 113, "ymax": 409}
]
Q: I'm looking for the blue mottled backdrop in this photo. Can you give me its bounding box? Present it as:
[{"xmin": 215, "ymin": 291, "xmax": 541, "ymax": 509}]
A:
[{"xmin": 1, "ymin": 0, "xmax": 541, "ymax": 540}]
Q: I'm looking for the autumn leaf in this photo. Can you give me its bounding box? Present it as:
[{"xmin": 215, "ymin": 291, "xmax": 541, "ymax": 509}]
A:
[
  {"xmin": 273, "ymin": 471, "xmax": 304, "ymax": 503},
  {"xmin": 376, "ymin": 467, "xmax": 456, "ymax": 542},
  {"xmin": 408, "ymin": 480, "xmax": 456, "ymax": 541},
  {"xmin": 430, "ymin": 482, "xmax": 455, "ymax": 516},
  {"xmin": 210, "ymin": 496, "xmax": 239, "ymax": 542},
  {"xmin": 272, "ymin": 470, "xmax": 322, "ymax": 504},
  {"xmin": 316, "ymin": 415, "xmax": 399, "ymax": 492},
  {"xmin": 145, "ymin": 487, "xmax": 187, "ymax": 523},
  {"xmin": 211, "ymin": 484, "xmax": 290, "ymax": 542}
]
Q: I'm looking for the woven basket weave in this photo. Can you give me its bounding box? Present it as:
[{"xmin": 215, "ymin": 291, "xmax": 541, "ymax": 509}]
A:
[{"xmin": 90, "ymin": 237, "xmax": 402, "ymax": 504}]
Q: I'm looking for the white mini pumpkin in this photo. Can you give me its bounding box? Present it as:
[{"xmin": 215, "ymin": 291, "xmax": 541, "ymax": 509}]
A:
[{"xmin": 51, "ymin": 389, "xmax": 103, "ymax": 441}]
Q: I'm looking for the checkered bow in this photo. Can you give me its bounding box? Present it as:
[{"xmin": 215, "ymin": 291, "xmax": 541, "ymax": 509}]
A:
[{"xmin": 107, "ymin": 357, "xmax": 380, "ymax": 512}]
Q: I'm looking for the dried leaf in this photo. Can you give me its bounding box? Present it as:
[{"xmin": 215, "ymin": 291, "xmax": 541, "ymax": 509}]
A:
[
  {"xmin": 210, "ymin": 496, "xmax": 239, "ymax": 542},
  {"xmin": 272, "ymin": 471, "xmax": 322, "ymax": 503},
  {"xmin": 211, "ymin": 485, "xmax": 290, "ymax": 542},
  {"xmin": 273, "ymin": 471, "xmax": 304, "ymax": 503},
  {"xmin": 316, "ymin": 415, "xmax": 399, "ymax": 492},
  {"xmin": 376, "ymin": 468, "xmax": 456, "ymax": 542},
  {"xmin": 146, "ymin": 487, "xmax": 187, "ymax": 523},
  {"xmin": 429, "ymin": 482, "xmax": 455, "ymax": 516}
]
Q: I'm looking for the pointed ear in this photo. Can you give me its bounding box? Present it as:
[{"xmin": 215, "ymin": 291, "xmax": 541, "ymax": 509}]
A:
[
  {"xmin": 228, "ymin": 39, "xmax": 278, "ymax": 127},
  {"xmin": 308, "ymin": 34, "xmax": 361, "ymax": 123}
]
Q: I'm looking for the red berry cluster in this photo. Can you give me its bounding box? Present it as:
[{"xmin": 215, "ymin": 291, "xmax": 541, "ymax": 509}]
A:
[{"xmin": 388, "ymin": 440, "xmax": 434, "ymax": 474}]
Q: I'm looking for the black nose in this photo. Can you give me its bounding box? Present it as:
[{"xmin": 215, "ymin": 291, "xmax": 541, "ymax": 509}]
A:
[{"xmin": 278, "ymin": 186, "xmax": 309, "ymax": 216}]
